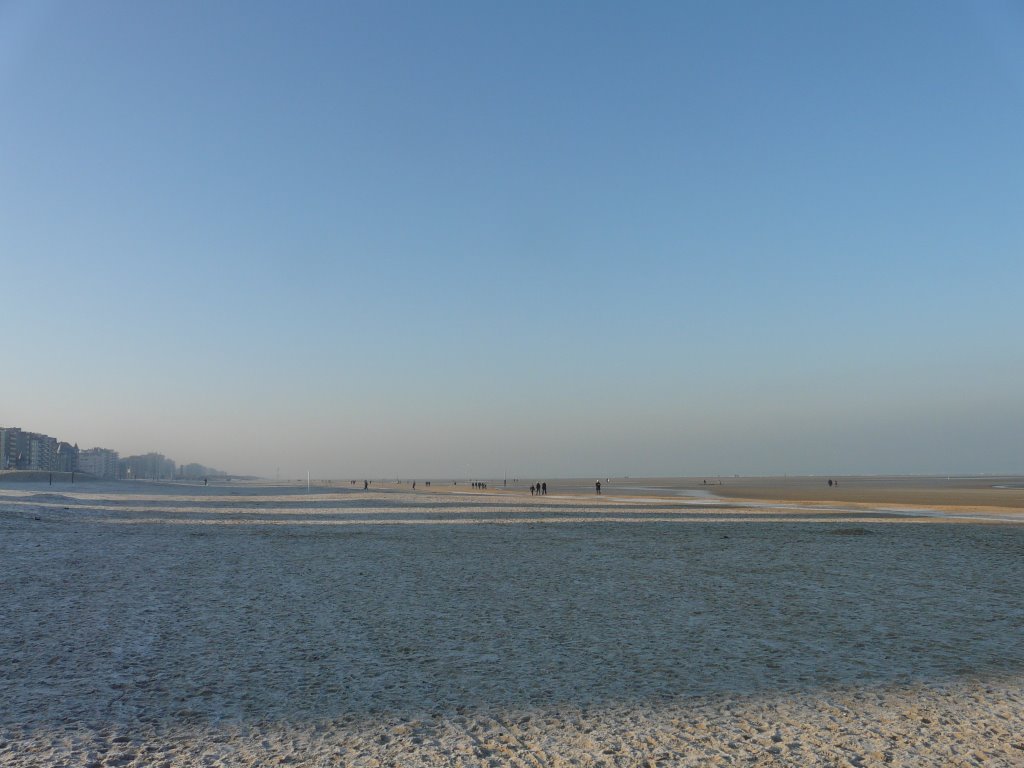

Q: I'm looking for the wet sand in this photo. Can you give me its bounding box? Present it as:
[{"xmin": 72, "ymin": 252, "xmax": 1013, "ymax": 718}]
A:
[
  {"xmin": 426, "ymin": 475, "xmax": 1024, "ymax": 515},
  {"xmin": 1, "ymin": 481, "xmax": 1022, "ymax": 766},
  {"xmin": 691, "ymin": 475, "xmax": 1024, "ymax": 511}
]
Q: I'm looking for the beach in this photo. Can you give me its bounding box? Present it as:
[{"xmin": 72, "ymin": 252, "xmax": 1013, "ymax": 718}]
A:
[{"xmin": 1, "ymin": 480, "xmax": 1022, "ymax": 766}]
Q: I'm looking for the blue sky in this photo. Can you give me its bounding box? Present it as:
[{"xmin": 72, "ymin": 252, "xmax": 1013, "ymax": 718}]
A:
[{"xmin": 2, "ymin": 1, "xmax": 1022, "ymax": 478}]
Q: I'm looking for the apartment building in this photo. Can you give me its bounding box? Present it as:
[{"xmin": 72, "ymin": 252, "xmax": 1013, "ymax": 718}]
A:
[
  {"xmin": 1, "ymin": 427, "xmax": 28, "ymax": 469},
  {"xmin": 78, "ymin": 447, "xmax": 120, "ymax": 479},
  {"xmin": 54, "ymin": 442, "xmax": 79, "ymax": 472},
  {"xmin": 121, "ymin": 452, "xmax": 176, "ymax": 480},
  {"xmin": 1, "ymin": 429, "xmax": 81, "ymax": 471},
  {"xmin": 30, "ymin": 434, "xmax": 59, "ymax": 470}
]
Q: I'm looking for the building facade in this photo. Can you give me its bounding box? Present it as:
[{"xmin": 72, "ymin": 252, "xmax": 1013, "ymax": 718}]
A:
[
  {"xmin": 30, "ymin": 434, "xmax": 59, "ymax": 470},
  {"xmin": 54, "ymin": 442, "xmax": 80, "ymax": 472},
  {"xmin": 1, "ymin": 427, "xmax": 29, "ymax": 469},
  {"xmin": 0, "ymin": 429, "xmax": 76, "ymax": 470},
  {"xmin": 121, "ymin": 452, "xmax": 176, "ymax": 480},
  {"xmin": 78, "ymin": 447, "xmax": 120, "ymax": 479}
]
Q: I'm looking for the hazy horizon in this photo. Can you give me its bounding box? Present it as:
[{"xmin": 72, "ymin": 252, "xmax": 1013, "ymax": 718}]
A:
[{"xmin": 3, "ymin": 2, "xmax": 1022, "ymax": 479}]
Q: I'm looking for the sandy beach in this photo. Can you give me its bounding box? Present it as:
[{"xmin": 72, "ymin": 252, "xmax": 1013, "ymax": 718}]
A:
[{"xmin": 1, "ymin": 479, "xmax": 1022, "ymax": 766}]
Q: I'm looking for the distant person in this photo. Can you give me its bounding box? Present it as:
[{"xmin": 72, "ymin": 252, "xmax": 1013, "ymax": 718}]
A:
[
  {"xmin": 530, "ymin": 484, "xmax": 535, "ymax": 496},
  {"xmin": 204, "ymin": 478, "xmax": 208, "ymax": 486},
  {"xmin": 412, "ymin": 481, "xmax": 416, "ymax": 489},
  {"xmin": 364, "ymin": 480, "xmax": 368, "ymax": 490},
  {"xmin": 542, "ymin": 482, "xmax": 547, "ymax": 495},
  {"xmin": 596, "ymin": 481, "xmax": 601, "ymax": 495},
  {"xmin": 828, "ymin": 479, "xmax": 833, "ymax": 487}
]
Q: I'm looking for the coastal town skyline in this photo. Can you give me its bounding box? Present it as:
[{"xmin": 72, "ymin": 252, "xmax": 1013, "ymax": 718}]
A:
[{"xmin": 0, "ymin": 423, "xmax": 226, "ymax": 480}]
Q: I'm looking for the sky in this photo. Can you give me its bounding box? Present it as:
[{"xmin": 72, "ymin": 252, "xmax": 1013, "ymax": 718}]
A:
[{"xmin": 2, "ymin": 1, "xmax": 1022, "ymax": 479}]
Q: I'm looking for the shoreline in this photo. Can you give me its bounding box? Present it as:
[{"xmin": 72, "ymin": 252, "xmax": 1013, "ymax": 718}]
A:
[{"xmin": 3, "ymin": 473, "xmax": 1023, "ymax": 523}]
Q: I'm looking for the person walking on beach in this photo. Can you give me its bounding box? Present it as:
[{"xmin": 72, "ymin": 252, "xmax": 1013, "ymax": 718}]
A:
[
  {"xmin": 596, "ymin": 480, "xmax": 601, "ymax": 495},
  {"xmin": 530, "ymin": 484, "xmax": 535, "ymax": 496},
  {"xmin": 542, "ymin": 482, "xmax": 547, "ymax": 495},
  {"xmin": 364, "ymin": 480, "xmax": 368, "ymax": 490}
]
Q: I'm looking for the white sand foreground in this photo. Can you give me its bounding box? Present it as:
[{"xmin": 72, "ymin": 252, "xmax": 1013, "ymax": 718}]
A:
[{"xmin": 1, "ymin": 482, "xmax": 1023, "ymax": 767}]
